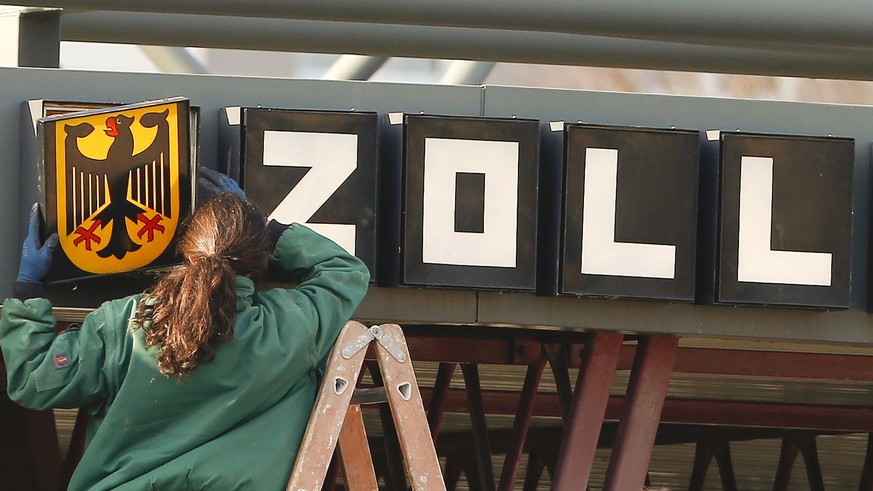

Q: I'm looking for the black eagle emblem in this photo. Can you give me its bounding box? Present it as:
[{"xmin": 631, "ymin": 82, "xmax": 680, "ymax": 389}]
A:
[{"xmin": 62, "ymin": 109, "xmax": 172, "ymax": 260}]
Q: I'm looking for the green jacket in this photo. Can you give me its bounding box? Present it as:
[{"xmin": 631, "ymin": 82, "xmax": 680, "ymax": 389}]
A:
[{"xmin": 1, "ymin": 224, "xmax": 370, "ymax": 490}]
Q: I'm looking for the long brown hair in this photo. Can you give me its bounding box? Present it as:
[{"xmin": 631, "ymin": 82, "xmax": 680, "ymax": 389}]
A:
[{"xmin": 133, "ymin": 194, "xmax": 272, "ymax": 376}]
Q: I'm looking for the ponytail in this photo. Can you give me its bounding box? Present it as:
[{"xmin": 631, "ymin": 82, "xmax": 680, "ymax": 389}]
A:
[{"xmin": 132, "ymin": 194, "xmax": 271, "ymax": 376}]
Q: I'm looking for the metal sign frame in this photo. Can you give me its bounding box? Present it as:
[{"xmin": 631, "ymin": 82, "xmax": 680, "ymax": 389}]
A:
[{"xmin": 2, "ymin": 67, "xmax": 873, "ymax": 345}]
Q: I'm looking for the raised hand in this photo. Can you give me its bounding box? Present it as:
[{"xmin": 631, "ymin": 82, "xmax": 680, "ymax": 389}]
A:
[
  {"xmin": 17, "ymin": 204, "xmax": 59, "ymax": 283},
  {"xmin": 197, "ymin": 167, "xmax": 245, "ymax": 199}
]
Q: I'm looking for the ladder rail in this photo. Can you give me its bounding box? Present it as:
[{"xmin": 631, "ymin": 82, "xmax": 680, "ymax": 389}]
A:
[
  {"xmin": 337, "ymin": 404, "xmax": 379, "ymax": 490},
  {"xmin": 376, "ymin": 323, "xmax": 448, "ymax": 491},
  {"xmin": 287, "ymin": 320, "xmax": 370, "ymax": 491}
]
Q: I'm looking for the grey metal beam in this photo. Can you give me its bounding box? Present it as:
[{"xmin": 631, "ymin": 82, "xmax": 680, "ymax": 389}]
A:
[
  {"xmin": 322, "ymin": 55, "xmax": 388, "ymax": 81},
  {"xmin": 59, "ymin": 12, "xmax": 873, "ymax": 81},
  {"xmin": 13, "ymin": 0, "xmax": 873, "ymax": 50}
]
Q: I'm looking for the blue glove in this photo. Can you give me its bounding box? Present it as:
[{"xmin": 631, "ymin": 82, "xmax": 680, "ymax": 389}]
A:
[
  {"xmin": 17, "ymin": 204, "xmax": 59, "ymax": 283},
  {"xmin": 197, "ymin": 167, "xmax": 245, "ymax": 199}
]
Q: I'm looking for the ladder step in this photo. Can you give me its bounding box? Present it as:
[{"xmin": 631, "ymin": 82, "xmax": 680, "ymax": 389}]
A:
[{"xmin": 351, "ymin": 387, "xmax": 389, "ymax": 405}]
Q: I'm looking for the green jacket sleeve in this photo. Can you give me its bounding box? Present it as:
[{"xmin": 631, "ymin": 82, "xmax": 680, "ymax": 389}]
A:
[
  {"xmin": 268, "ymin": 223, "xmax": 370, "ymax": 361},
  {"xmin": 0, "ymin": 297, "xmax": 112, "ymax": 411}
]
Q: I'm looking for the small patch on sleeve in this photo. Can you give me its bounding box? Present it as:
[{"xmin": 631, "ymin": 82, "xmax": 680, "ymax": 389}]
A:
[{"xmin": 53, "ymin": 352, "xmax": 71, "ymax": 369}]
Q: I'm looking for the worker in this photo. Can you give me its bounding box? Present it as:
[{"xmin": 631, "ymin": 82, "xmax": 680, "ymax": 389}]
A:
[{"xmin": 0, "ymin": 168, "xmax": 370, "ymax": 490}]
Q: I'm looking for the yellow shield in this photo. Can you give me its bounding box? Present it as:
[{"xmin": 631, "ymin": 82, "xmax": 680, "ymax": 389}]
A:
[{"xmin": 54, "ymin": 101, "xmax": 183, "ymax": 274}]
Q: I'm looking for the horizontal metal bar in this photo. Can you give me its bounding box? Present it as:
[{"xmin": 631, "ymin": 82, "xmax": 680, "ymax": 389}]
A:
[
  {"xmin": 15, "ymin": 0, "xmax": 873, "ymax": 50},
  {"xmin": 619, "ymin": 346, "xmax": 873, "ymax": 382},
  {"xmin": 34, "ymin": 310, "xmax": 873, "ymax": 377},
  {"xmin": 58, "ymin": 12, "xmax": 873, "ymax": 81},
  {"xmin": 654, "ymin": 398, "xmax": 873, "ymax": 432},
  {"xmin": 404, "ymin": 336, "xmax": 525, "ymax": 365},
  {"xmin": 393, "ymin": 424, "xmax": 838, "ymax": 453},
  {"xmin": 418, "ymin": 387, "xmax": 873, "ymax": 431},
  {"xmin": 408, "ymin": 336, "xmax": 873, "ymax": 382}
]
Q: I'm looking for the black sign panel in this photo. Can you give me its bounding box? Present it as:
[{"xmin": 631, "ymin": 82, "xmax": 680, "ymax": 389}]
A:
[
  {"xmin": 717, "ymin": 133, "xmax": 854, "ymax": 308},
  {"xmin": 230, "ymin": 108, "xmax": 379, "ymax": 276},
  {"xmin": 560, "ymin": 125, "xmax": 700, "ymax": 300},
  {"xmin": 402, "ymin": 115, "xmax": 539, "ymax": 290}
]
